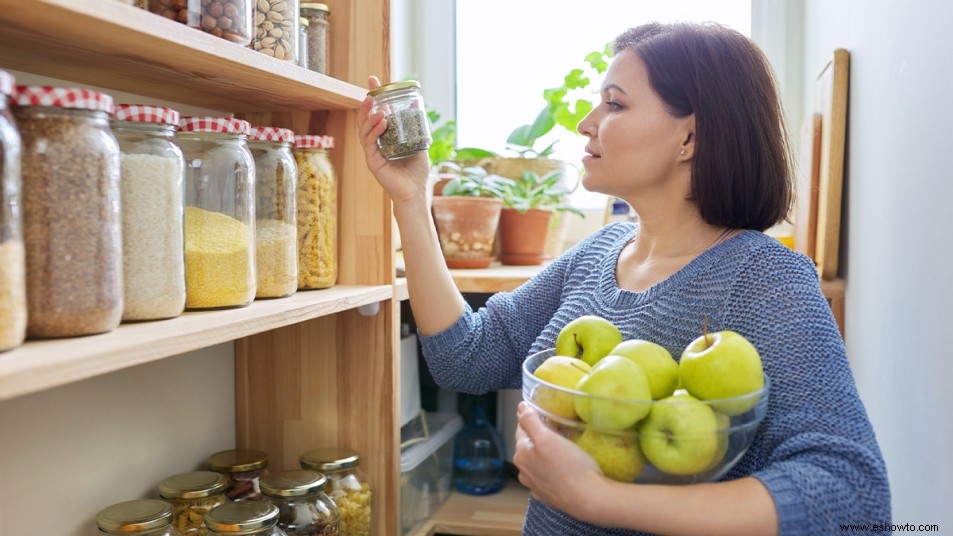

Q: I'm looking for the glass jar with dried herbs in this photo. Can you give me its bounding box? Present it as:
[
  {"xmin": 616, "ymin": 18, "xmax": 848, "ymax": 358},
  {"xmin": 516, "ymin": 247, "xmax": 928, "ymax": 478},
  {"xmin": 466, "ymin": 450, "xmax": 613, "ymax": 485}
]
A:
[
  {"xmin": 299, "ymin": 448, "xmax": 371, "ymax": 536},
  {"xmin": 292, "ymin": 135, "xmax": 337, "ymax": 290},
  {"xmin": 0, "ymin": 70, "xmax": 24, "ymax": 352},
  {"xmin": 299, "ymin": 3, "xmax": 330, "ymax": 74},
  {"xmin": 158, "ymin": 471, "xmax": 229, "ymax": 536},
  {"xmin": 205, "ymin": 501, "xmax": 288, "ymax": 536},
  {"xmin": 208, "ymin": 448, "xmax": 270, "ymax": 502},
  {"xmin": 368, "ymin": 81, "xmax": 432, "ymax": 160},
  {"xmin": 97, "ymin": 499, "xmax": 182, "ymax": 536},
  {"xmin": 260, "ymin": 470, "xmax": 340, "ymax": 535}
]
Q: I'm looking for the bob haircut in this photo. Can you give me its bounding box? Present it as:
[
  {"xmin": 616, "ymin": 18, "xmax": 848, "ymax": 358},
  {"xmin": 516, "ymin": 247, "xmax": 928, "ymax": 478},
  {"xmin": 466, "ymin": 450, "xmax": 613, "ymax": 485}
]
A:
[{"xmin": 613, "ymin": 22, "xmax": 793, "ymax": 231}]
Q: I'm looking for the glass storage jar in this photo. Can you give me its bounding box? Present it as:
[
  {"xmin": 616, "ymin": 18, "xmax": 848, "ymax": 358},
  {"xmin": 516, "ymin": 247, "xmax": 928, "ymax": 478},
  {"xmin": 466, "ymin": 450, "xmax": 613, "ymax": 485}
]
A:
[
  {"xmin": 205, "ymin": 501, "xmax": 287, "ymax": 535},
  {"xmin": 112, "ymin": 104, "xmax": 187, "ymax": 322},
  {"xmin": 297, "ymin": 18, "xmax": 309, "ymax": 69},
  {"xmin": 248, "ymin": 127, "xmax": 297, "ymax": 299},
  {"xmin": 178, "ymin": 116, "xmax": 256, "ymax": 310},
  {"xmin": 97, "ymin": 499, "xmax": 182, "ymax": 535},
  {"xmin": 208, "ymin": 448, "xmax": 270, "ymax": 502},
  {"xmin": 159, "ymin": 471, "xmax": 229, "ymax": 536},
  {"xmin": 252, "ymin": 0, "xmax": 299, "ymax": 62},
  {"xmin": 299, "ymin": 448, "xmax": 370, "ymax": 536},
  {"xmin": 0, "ymin": 70, "xmax": 24, "ymax": 352},
  {"xmin": 149, "ymin": 0, "xmax": 253, "ymax": 46},
  {"xmin": 292, "ymin": 135, "xmax": 336, "ymax": 290},
  {"xmin": 13, "ymin": 85, "xmax": 122, "ymax": 338},
  {"xmin": 260, "ymin": 470, "xmax": 340, "ymax": 535},
  {"xmin": 368, "ymin": 81, "xmax": 432, "ymax": 160},
  {"xmin": 299, "ymin": 3, "xmax": 329, "ymax": 75}
]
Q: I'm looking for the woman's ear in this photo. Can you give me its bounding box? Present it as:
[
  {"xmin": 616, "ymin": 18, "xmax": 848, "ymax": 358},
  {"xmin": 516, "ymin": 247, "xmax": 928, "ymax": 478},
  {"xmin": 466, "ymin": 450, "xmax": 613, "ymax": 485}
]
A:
[{"xmin": 679, "ymin": 115, "xmax": 696, "ymax": 159}]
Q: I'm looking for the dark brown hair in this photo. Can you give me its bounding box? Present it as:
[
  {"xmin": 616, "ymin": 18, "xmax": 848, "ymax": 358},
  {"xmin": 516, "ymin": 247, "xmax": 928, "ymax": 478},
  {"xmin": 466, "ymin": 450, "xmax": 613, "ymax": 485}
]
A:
[{"xmin": 613, "ymin": 22, "xmax": 793, "ymax": 231}]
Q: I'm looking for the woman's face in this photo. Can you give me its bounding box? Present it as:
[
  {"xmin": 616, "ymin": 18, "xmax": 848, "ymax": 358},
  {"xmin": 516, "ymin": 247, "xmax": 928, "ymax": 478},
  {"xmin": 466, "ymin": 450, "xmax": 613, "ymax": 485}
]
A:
[{"xmin": 577, "ymin": 49, "xmax": 694, "ymax": 200}]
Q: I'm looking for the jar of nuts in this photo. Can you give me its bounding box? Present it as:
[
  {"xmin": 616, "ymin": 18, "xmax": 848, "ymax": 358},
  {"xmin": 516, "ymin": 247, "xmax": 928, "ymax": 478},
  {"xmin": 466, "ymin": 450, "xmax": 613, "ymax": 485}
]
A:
[
  {"xmin": 292, "ymin": 135, "xmax": 337, "ymax": 290},
  {"xmin": 260, "ymin": 470, "xmax": 340, "ymax": 535},
  {"xmin": 0, "ymin": 70, "xmax": 25, "ymax": 352},
  {"xmin": 208, "ymin": 448, "xmax": 270, "ymax": 502},
  {"xmin": 158, "ymin": 471, "xmax": 229, "ymax": 536},
  {"xmin": 149, "ymin": 0, "xmax": 254, "ymax": 46},
  {"xmin": 96, "ymin": 499, "xmax": 182, "ymax": 535},
  {"xmin": 13, "ymin": 85, "xmax": 123, "ymax": 338},
  {"xmin": 299, "ymin": 448, "xmax": 371, "ymax": 536},
  {"xmin": 205, "ymin": 501, "xmax": 288, "ymax": 535},
  {"xmin": 368, "ymin": 81, "xmax": 432, "ymax": 160},
  {"xmin": 299, "ymin": 3, "xmax": 330, "ymax": 74},
  {"xmin": 252, "ymin": 0, "xmax": 299, "ymax": 62}
]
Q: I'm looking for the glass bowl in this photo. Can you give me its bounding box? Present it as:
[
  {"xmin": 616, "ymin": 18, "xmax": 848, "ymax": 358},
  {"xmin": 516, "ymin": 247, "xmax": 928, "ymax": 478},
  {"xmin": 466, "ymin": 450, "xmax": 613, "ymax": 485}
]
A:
[{"xmin": 521, "ymin": 349, "xmax": 769, "ymax": 484}]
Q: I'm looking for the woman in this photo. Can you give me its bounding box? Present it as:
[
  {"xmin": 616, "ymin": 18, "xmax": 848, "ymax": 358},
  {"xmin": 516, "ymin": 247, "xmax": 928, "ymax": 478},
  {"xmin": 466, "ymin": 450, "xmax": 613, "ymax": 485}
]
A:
[{"xmin": 359, "ymin": 21, "xmax": 890, "ymax": 536}]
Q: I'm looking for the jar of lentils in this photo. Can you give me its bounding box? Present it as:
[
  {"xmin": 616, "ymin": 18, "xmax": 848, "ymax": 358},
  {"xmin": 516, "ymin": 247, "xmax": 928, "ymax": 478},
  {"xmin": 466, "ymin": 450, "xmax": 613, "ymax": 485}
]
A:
[
  {"xmin": 299, "ymin": 448, "xmax": 370, "ymax": 536},
  {"xmin": 208, "ymin": 448, "xmax": 270, "ymax": 502},
  {"xmin": 260, "ymin": 470, "xmax": 340, "ymax": 535},
  {"xmin": 97, "ymin": 499, "xmax": 182, "ymax": 536},
  {"xmin": 149, "ymin": 0, "xmax": 254, "ymax": 46},
  {"xmin": 368, "ymin": 81, "xmax": 432, "ymax": 160},
  {"xmin": 299, "ymin": 3, "xmax": 330, "ymax": 75},
  {"xmin": 292, "ymin": 135, "xmax": 336, "ymax": 290},
  {"xmin": 252, "ymin": 0, "xmax": 299, "ymax": 62},
  {"xmin": 0, "ymin": 70, "xmax": 25, "ymax": 352},
  {"xmin": 178, "ymin": 116, "xmax": 256, "ymax": 310},
  {"xmin": 14, "ymin": 85, "xmax": 122, "ymax": 338},
  {"xmin": 205, "ymin": 501, "xmax": 288, "ymax": 536},
  {"xmin": 158, "ymin": 471, "xmax": 229, "ymax": 536}
]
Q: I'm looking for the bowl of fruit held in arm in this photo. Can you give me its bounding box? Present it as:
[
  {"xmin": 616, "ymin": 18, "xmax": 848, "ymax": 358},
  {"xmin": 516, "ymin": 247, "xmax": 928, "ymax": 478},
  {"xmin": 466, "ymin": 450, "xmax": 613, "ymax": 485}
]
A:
[{"xmin": 522, "ymin": 315, "xmax": 769, "ymax": 484}]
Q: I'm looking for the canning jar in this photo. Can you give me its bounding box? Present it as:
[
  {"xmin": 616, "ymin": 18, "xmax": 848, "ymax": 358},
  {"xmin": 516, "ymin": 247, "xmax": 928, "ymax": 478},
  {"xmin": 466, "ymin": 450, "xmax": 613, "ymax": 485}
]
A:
[
  {"xmin": 292, "ymin": 135, "xmax": 336, "ymax": 290},
  {"xmin": 260, "ymin": 470, "xmax": 340, "ymax": 535},
  {"xmin": 297, "ymin": 18, "xmax": 309, "ymax": 69},
  {"xmin": 208, "ymin": 448, "xmax": 270, "ymax": 502},
  {"xmin": 178, "ymin": 116, "xmax": 256, "ymax": 310},
  {"xmin": 299, "ymin": 3, "xmax": 329, "ymax": 75},
  {"xmin": 206, "ymin": 501, "xmax": 288, "ymax": 536},
  {"xmin": 0, "ymin": 70, "xmax": 24, "ymax": 352},
  {"xmin": 149, "ymin": 0, "xmax": 253, "ymax": 46},
  {"xmin": 97, "ymin": 499, "xmax": 182, "ymax": 536},
  {"xmin": 159, "ymin": 471, "xmax": 229, "ymax": 536},
  {"xmin": 252, "ymin": 0, "xmax": 299, "ymax": 62},
  {"xmin": 14, "ymin": 85, "xmax": 122, "ymax": 338},
  {"xmin": 368, "ymin": 81, "xmax": 432, "ymax": 160},
  {"xmin": 299, "ymin": 448, "xmax": 370, "ymax": 536},
  {"xmin": 249, "ymin": 127, "xmax": 297, "ymax": 299},
  {"xmin": 112, "ymin": 104, "xmax": 186, "ymax": 321}
]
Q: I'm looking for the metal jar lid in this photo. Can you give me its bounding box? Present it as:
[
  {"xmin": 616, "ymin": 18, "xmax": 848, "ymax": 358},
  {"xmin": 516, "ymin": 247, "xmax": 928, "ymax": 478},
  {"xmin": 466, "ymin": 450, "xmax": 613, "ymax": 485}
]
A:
[
  {"xmin": 205, "ymin": 501, "xmax": 279, "ymax": 533},
  {"xmin": 260, "ymin": 469, "xmax": 328, "ymax": 498},
  {"xmin": 300, "ymin": 3, "xmax": 330, "ymax": 13},
  {"xmin": 96, "ymin": 499, "xmax": 174, "ymax": 533},
  {"xmin": 208, "ymin": 449, "xmax": 270, "ymax": 473},
  {"xmin": 158, "ymin": 471, "xmax": 228, "ymax": 499},
  {"xmin": 368, "ymin": 80, "xmax": 420, "ymax": 97},
  {"xmin": 300, "ymin": 447, "xmax": 360, "ymax": 472}
]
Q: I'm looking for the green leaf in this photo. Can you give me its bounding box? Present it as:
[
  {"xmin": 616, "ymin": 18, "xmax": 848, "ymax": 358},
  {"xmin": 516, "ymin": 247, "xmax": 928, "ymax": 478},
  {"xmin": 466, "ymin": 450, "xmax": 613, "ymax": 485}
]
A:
[{"xmin": 455, "ymin": 147, "xmax": 499, "ymax": 161}]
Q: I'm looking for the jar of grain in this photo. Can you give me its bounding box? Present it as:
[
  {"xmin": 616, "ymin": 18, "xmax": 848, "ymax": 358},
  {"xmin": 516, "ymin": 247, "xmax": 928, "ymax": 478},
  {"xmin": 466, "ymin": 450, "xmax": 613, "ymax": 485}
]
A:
[
  {"xmin": 158, "ymin": 471, "xmax": 229, "ymax": 536},
  {"xmin": 292, "ymin": 135, "xmax": 336, "ymax": 290},
  {"xmin": 252, "ymin": 0, "xmax": 299, "ymax": 63},
  {"xmin": 112, "ymin": 104, "xmax": 187, "ymax": 322},
  {"xmin": 300, "ymin": 3, "xmax": 329, "ymax": 75},
  {"xmin": 205, "ymin": 501, "xmax": 288, "ymax": 536},
  {"xmin": 248, "ymin": 126, "xmax": 297, "ymax": 299},
  {"xmin": 368, "ymin": 81, "xmax": 432, "ymax": 160},
  {"xmin": 148, "ymin": 0, "xmax": 253, "ymax": 46},
  {"xmin": 0, "ymin": 70, "xmax": 25, "ymax": 352},
  {"xmin": 178, "ymin": 116, "xmax": 256, "ymax": 310},
  {"xmin": 14, "ymin": 85, "xmax": 122, "ymax": 338},
  {"xmin": 299, "ymin": 448, "xmax": 371, "ymax": 536},
  {"xmin": 297, "ymin": 18, "xmax": 309, "ymax": 69},
  {"xmin": 208, "ymin": 448, "xmax": 270, "ymax": 502},
  {"xmin": 97, "ymin": 499, "xmax": 183, "ymax": 535},
  {"xmin": 260, "ymin": 470, "xmax": 340, "ymax": 536}
]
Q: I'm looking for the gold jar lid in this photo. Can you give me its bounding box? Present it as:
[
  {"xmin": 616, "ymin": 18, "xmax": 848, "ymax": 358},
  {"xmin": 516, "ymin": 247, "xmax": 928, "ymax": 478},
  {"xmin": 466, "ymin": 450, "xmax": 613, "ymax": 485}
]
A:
[
  {"xmin": 205, "ymin": 501, "xmax": 279, "ymax": 533},
  {"xmin": 368, "ymin": 80, "xmax": 421, "ymax": 97},
  {"xmin": 260, "ymin": 469, "xmax": 328, "ymax": 498},
  {"xmin": 207, "ymin": 449, "xmax": 269, "ymax": 473},
  {"xmin": 300, "ymin": 447, "xmax": 360, "ymax": 472},
  {"xmin": 158, "ymin": 471, "xmax": 227, "ymax": 499},
  {"xmin": 300, "ymin": 16, "xmax": 309, "ymax": 27},
  {"xmin": 300, "ymin": 3, "xmax": 330, "ymax": 13},
  {"xmin": 96, "ymin": 499, "xmax": 173, "ymax": 533}
]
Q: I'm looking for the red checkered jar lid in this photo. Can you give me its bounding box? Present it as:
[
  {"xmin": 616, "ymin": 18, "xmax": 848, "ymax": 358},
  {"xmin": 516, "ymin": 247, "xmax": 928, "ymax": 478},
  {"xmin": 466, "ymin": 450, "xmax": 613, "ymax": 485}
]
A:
[
  {"xmin": 294, "ymin": 135, "xmax": 334, "ymax": 149},
  {"xmin": 113, "ymin": 104, "xmax": 180, "ymax": 126},
  {"xmin": 0, "ymin": 70, "xmax": 13, "ymax": 98},
  {"xmin": 249, "ymin": 126, "xmax": 295, "ymax": 143},
  {"xmin": 178, "ymin": 116, "xmax": 250, "ymax": 135},
  {"xmin": 13, "ymin": 85, "xmax": 114, "ymax": 113}
]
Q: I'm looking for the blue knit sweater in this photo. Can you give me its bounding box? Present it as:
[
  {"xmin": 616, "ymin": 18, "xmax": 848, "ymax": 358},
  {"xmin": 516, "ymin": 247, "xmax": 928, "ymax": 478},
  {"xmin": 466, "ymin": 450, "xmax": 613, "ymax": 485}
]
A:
[{"xmin": 419, "ymin": 223, "xmax": 891, "ymax": 535}]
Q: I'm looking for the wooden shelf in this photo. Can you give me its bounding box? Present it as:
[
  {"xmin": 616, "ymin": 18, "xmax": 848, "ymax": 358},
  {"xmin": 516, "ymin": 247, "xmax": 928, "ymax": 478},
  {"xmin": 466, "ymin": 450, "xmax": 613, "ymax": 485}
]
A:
[
  {"xmin": 449, "ymin": 263, "xmax": 550, "ymax": 294},
  {"xmin": 409, "ymin": 478, "xmax": 529, "ymax": 536}
]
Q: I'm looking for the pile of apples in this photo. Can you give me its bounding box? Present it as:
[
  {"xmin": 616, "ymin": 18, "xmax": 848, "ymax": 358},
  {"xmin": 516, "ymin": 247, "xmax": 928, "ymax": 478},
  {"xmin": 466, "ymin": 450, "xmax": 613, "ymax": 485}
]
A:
[{"xmin": 529, "ymin": 315, "xmax": 766, "ymax": 482}]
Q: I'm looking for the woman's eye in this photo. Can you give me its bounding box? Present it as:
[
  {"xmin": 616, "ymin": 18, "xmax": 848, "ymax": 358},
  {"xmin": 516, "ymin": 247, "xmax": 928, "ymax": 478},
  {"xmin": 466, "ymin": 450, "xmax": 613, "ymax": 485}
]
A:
[{"xmin": 605, "ymin": 100, "xmax": 623, "ymax": 111}]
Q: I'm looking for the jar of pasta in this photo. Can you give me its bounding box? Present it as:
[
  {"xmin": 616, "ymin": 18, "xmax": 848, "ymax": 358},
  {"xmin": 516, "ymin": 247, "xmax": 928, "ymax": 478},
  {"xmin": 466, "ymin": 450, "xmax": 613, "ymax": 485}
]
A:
[
  {"xmin": 112, "ymin": 104, "xmax": 186, "ymax": 321},
  {"xmin": 0, "ymin": 70, "xmax": 24, "ymax": 352},
  {"xmin": 299, "ymin": 448, "xmax": 370, "ymax": 536},
  {"xmin": 149, "ymin": 0, "xmax": 253, "ymax": 46},
  {"xmin": 205, "ymin": 501, "xmax": 287, "ymax": 536},
  {"xmin": 299, "ymin": 3, "xmax": 329, "ymax": 74},
  {"xmin": 249, "ymin": 127, "xmax": 297, "ymax": 299},
  {"xmin": 97, "ymin": 499, "xmax": 182, "ymax": 535},
  {"xmin": 208, "ymin": 448, "xmax": 270, "ymax": 502},
  {"xmin": 260, "ymin": 470, "xmax": 340, "ymax": 535},
  {"xmin": 178, "ymin": 116, "xmax": 256, "ymax": 310},
  {"xmin": 158, "ymin": 471, "xmax": 229, "ymax": 536},
  {"xmin": 14, "ymin": 85, "xmax": 122, "ymax": 338},
  {"xmin": 252, "ymin": 0, "xmax": 299, "ymax": 62},
  {"xmin": 292, "ymin": 135, "xmax": 337, "ymax": 290}
]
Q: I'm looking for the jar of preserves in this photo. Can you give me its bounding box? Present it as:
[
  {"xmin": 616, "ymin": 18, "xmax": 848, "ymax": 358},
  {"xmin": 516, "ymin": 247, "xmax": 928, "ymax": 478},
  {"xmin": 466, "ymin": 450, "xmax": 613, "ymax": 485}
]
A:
[
  {"xmin": 252, "ymin": 0, "xmax": 299, "ymax": 62},
  {"xmin": 205, "ymin": 501, "xmax": 288, "ymax": 536},
  {"xmin": 208, "ymin": 448, "xmax": 270, "ymax": 502},
  {"xmin": 299, "ymin": 448, "xmax": 370, "ymax": 536},
  {"xmin": 158, "ymin": 471, "xmax": 229, "ymax": 536},
  {"xmin": 292, "ymin": 135, "xmax": 336, "ymax": 290},
  {"xmin": 297, "ymin": 18, "xmax": 309, "ymax": 69},
  {"xmin": 149, "ymin": 0, "xmax": 253, "ymax": 46},
  {"xmin": 112, "ymin": 104, "xmax": 186, "ymax": 322},
  {"xmin": 13, "ymin": 85, "xmax": 122, "ymax": 338},
  {"xmin": 299, "ymin": 3, "xmax": 329, "ymax": 75},
  {"xmin": 249, "ymin": 127, "xmax": 297, "ymax": 299},
  {"xmin": 178, "ymin": 116, "xmax": 256, "ymax": 310},
  {"xmin": 0, "ymin": 70, "xmax": 24, "ymax": 352},
  {"xmin": 367, "ymin": 81, "xmax": 432, "ymax": 160},
  {"xmin": 260, "ymin": 470, "xmax": 340, "ymax": 535},
  {"xmin": 97, "ymin": 499, "xmax": 182, "ymax": 535}
]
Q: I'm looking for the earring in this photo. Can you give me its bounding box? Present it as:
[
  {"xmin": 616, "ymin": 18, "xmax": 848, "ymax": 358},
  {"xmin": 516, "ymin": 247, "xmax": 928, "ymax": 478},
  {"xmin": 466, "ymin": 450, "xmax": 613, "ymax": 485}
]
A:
[{"xmin": 680, "ymin": 149, "xmax": 686, "ymax": 156}]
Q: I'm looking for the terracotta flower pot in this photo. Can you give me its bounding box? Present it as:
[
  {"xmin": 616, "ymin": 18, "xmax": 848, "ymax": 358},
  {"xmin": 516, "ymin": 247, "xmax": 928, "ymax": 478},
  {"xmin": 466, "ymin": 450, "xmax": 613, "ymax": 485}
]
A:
[
  {"xmin": 498, "ymin": 207, "xmax": 554, "ymax": 266},
  {"xmin": 431, "ymin": 197, "xmax": 503, "ymax": 269}
]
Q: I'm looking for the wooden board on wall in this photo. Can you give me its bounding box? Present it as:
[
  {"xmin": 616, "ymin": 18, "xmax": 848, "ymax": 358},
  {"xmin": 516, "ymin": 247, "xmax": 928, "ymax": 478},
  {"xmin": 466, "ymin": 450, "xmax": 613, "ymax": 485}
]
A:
[{"xmin": 795, "ymin": 113, "xmax": 822, "ymax": 259}]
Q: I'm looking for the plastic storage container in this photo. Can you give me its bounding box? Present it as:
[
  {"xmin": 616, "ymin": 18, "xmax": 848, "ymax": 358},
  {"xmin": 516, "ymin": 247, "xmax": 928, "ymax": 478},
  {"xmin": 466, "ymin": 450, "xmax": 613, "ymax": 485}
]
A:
[
  {"xmin": 97, "ymin": 499, "xmax": 182, "ymax": 535},
  {"xmin": 205, "ymin": 501, "xmax": 287, "ymax": 535},
  {"xmin": 299, "ymin": 447, "xmax": 370, "ymax": 536},
  {"xmin": 208, "ymin": 448, "xmax": 270, "ymax": 502},
  {"xmin": 368, "ymin": 81, "xmax": 432, "ymax": 160},
  {"xmin": 249, "ymin": 126, "xmax": 297, "ymax": 299},
  {"xmin": 14, "ymin": 85, "xmax": 123, "ymax": 338},
  {"xmin": 252, "ymin": 0, "xmax": 299, "ymax": 62},
  {"xmin": 149, "ymin": 0, "xmax": 253, "ymax": 46},
  {"xmin": 260, "ymin": 469, "xmax": 340, "ymax": 535},
  {"xmin": 399, "ymin": 412, "xmax": 463, "ymax": 534},
  {"xmin": 112, "ymin": 104, "xmax": 187, "ymax": 321},
  {"xmin": 299, "ymin": 3, "xmax": 329, "ymax": 74},
  {"xmin": 158, "ymin": 471, "xmax": 229, "ymax": 536},
  {"xmin": 178, "ymin": 116, "xmax": 256, "ymax": 310},
  {"xmin": 292, "ymin": 135, "xmax": 336, "ymax": 290},
  {"xmin": 0, "ymin": 70, "xmax": 25, "ymax": 352}
]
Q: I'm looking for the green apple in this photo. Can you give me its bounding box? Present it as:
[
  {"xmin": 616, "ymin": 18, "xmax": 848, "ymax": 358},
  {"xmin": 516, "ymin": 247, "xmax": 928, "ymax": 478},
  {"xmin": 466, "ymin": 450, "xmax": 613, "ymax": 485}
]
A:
[
  {"xmin": 609, "ymin": 339, "xmax": 679, "ymax": 400},
  {"xmin": 637, "ymin": 392, "xmax": 719, "ymax": 475},
  {"xmin": 555, "ymin": 315, "xmax": 623, "ymax": 366},
  {"xmin": 574, "ymin": 355, "xmax": 652, "ymax": 429},
  {"xmin": 531, "ymin": 355, "xmax": 592, "ymax": 419},
  {"xmin": 679, "ymin": 330, "xmax": 765, "ymax": 415},
  {"xmin": 574, "ymin": 428, "xmax": 646, "ymax": 482}
]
